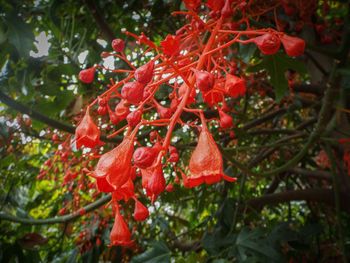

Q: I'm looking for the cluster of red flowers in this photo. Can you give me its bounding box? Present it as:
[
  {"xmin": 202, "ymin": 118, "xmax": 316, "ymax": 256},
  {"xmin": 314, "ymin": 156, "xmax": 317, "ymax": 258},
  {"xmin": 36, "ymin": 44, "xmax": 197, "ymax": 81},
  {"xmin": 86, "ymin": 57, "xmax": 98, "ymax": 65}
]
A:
[{"xmin": 74, "ymin": 0, "xmax": 306, "ymax": 246}]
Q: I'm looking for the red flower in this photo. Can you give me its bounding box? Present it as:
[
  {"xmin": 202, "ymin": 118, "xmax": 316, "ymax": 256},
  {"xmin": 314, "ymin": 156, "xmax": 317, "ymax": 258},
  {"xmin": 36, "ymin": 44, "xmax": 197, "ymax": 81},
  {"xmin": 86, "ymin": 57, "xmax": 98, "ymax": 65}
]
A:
[
  {"xmin": 121, "ymin": 82, "xmax": 145, "ymax": 104},
  {"xmin": 133, "ymin": 198, "xmax": 149, "ymax": 222},
  {"xmin": 135, "ymin": 60, "xmax": 155, "ymax": 84},
  {"xmin": 109, "ymin": 207, "xmax": 133, "ymax": 246},
  {"xmin": 194, "ymin": 69, "xmax": 215, "ymax": 92},
  {"xmin": 78, "ymin": 67, "xmax": 95, "ymax": 83},
  {"xmin": 186, "ymin": 121, "xmax": 237, "ymax": 187},
  {"xmin": 280, "ymin": 34, "xmax": 305, "ymax": 57},
  {"xmin": 219, "ymin": 110, "xmax": 233, "ymax": 129},
  {"xmin": 225, "ymin": 74, "xmax": 246, "ymax": 98},
  {"xmin": 253, "ymin": 32, "xmax": 281, "ymax": 55},
  {"xmin": 183, "ymin": 0, "xmax": 201, "ymax": 10},
  {"xmin": 87, "ymin": 135, "xmax": 134, "ymax": 191},
  {"xmin": 112, "ymin": 178, "xmax": 134, "ymax": 202},
  {"xmin": 133, "ymin": 146, "xmax": 158, "ymax": 169},
  {"xmin": 75, "ymin": 108, "xmax": 103, "ymax": 149},
  {"xmin": 207, "ymin": 0, "xmax": 224, "ymax": 11},
  {"xmin": 160, "ymin": 35, "xmax": 181, "ymax": 56},
  {"xmin": 112, "ymin": 39, "xmax": 125, "ymax": 52}
]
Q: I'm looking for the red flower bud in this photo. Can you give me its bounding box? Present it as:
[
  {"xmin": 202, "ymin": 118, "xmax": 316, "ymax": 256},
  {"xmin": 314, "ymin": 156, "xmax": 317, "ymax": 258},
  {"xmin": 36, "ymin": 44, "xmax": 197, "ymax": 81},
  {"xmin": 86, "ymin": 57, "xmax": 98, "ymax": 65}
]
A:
[
  {"xmin": 194, "ymin": 70, "xmax": 215, "ymax": 92},
  {"xmin": 133, "ymin": 198, "xmax": 149, "ymax": 222},
  {"xmin": 97, "ymin": 106, "xmax": 108, "ymax": 116},
  {"xmin": 253, "ymin": 33, "xmax": 281, "ymax": 55},
  {"xmin": 207, "ymin": 0, "xmax": 224, "ymax": 11},
  {"xmin": 219, "ymin": 110, "xmax": 233, "ymax": 129},
  {"xmin": 221, "ymin": 0, "xmax": 232, "ymax": 17},
  {"xmin": 169, "ymin": 153, "xmax": 179, "ymax": 163},
  {"xmin": 155, "ymin": 103, "xmax": 172, "ymax": 119},
  {"xmin": 147, "ymin": 165, "xmax": 166, "ymax": 196},
  {"xmin": 135, "ymin": 60, "xmax": 154, "ymax": 84},
  {"xmin": 109, "ymin": 208, "xmax": 133, "ymax": 246},
  {"xmin": 280, "ymin": 34, "xmax": 305, "ymax": 57},
  {"xmin": 166, "ymin": 183, "xmax": 174, "ymax": 192},
  {"xmin": 133, "ymin": 147, "xmax": 158, "ymax": 169},
  {"xmin": 115, "ymin": 100, "xmax": 130, "ymax": 120},
  {"xmin": 127, "ymin": 110, "xmax": 142, "ymax": 127},
  {"xmin": 185, "ymin": 121, "xmax": 237, "ymax": 187},
  {"xmin": 121, "ymin": 82, "xmax": 145, "ymax": 104},
  {"xmin": 75, "ymin": 108, "xmax": 103, "ymax": 149},
  {"xmin": 183, "ymin": 0, "xmax": 201, "ymax": 9},
  {"xmin": 79, "ymin": 68, "xmax": 95, "ymax": 83},
  {"xmin": 225, "ymin": 74, "xmax": 246, "ymax": 98},
  {"xmin": 112, "ymin": 39, "xmax": 125, "ymax": 52}
]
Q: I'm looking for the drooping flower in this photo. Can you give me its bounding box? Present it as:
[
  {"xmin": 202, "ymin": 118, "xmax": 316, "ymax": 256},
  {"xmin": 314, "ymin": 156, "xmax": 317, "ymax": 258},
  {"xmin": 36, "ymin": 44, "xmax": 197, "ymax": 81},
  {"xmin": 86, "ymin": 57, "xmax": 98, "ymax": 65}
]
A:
[
  {"xmin": 112, "ymin": 178, "xmax": 134, "ymax": 202},
  {"xmin": 135, "ymin": 60, "xmax": 155, "ymax": 84},
  {"xmin": 126, "ymin": 110, "xmax": 142, "ymax": 127},
  {"xmin": 194, "ymin": 69, "xmax": 215, "ymax": 92},
  {"xmin": 121, "ymin": 82, "xmax": 145, "ymax": 104},
  {"xmin": 207, "ymin": 0, "xmax": 224, "ymax": 11},
  {"xmin": 78, "ymin": 67, "xmax": 95, "ymax": 83},
  {"xmin": 280, "ymin": 34, "xmax": 305, "ymax": 57},
  {"xmin": 86, "ymin": 134, "xmax": 134, "ymax": 191},
  {"xmin": 160, "ymin": 34, "xmax": 181, "ymax": 56},
  {"xmin": 133, "ymin": 197, "xmax": 149, "ymax": 222},
  {"xmin": 183, "ymin": 0, "xmax": 201, "ymax": 10},
  {"xmin": 253, "ymin": 32, "xmax": 281, "ymax": 55},
  {"xmin": 75, "ymin": 108, "xmax": 103, "ymax": 149},
  {"xmin": 219, "ymin": 110, "xmax": 233, "ymax": 129},
  {"xmin": 147, "ymin": 164, "xmax": 166, "ymax": 203},
  {"xmin": 133, "ymin": 146, "xmax": 158, "ymax": 169},
  {"xmin": 109, "ymin": 206, "xmax": 133, "ymax": 246},
  {"xmin": 225, "ymin": 74, "xmax": 246, "ymax": 98},
  {"xmin": 186, "ymin": 120, "xmax": 237, "ymax": 187}
]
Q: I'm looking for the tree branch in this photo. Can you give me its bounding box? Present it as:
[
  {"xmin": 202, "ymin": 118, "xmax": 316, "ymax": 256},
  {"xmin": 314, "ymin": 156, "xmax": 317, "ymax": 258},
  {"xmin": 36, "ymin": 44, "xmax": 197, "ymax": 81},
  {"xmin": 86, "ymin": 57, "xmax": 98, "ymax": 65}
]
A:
[
  {"xmin": 246, "ymin": 188, "xmax": 350, "ymax": 213},
  {"xmin": 0, "ymin": 90, "xmax": 123, "ymax": 143},
  {"xmin": 0, "ymin": 194, "xmax": 111, "ymax": 225}
]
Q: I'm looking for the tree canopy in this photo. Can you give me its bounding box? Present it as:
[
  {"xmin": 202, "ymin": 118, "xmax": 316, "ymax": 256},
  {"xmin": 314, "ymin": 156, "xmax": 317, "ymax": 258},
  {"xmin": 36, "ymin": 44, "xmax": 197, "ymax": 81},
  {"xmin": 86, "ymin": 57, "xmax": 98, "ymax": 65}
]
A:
[{"xmin": 1, "ymin": 0, "xmax": 350, "ymax": 262}]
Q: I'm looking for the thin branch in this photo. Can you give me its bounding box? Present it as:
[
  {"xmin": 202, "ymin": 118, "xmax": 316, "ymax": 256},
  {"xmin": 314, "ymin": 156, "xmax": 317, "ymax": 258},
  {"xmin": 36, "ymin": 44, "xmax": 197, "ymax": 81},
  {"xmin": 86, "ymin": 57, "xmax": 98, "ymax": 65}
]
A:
[
  {"xmin": 246, "ymin": 188, "xmax": 350, "ymax": 213},
  {"xmin": 84, "ymin": 0, "xmax": 115, "ymax": 42},
  {"xmin": 0, "ymin": 194, "xmax": 111, "ymax": 225},
  {"xmin": 0, "ymin": 90, "xmax": 123, "ymax": 143}
]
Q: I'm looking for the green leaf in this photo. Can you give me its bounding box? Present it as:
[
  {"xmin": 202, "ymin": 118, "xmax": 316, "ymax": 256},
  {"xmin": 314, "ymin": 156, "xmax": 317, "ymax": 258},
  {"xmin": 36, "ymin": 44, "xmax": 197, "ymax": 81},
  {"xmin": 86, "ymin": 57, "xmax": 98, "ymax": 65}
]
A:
[
  {"xmin": 246, "ymin": 53, "xmax": 307, "ymax": 101},
  {"xmin": 130, "ymin": 241, "xmax": 171, "ymax": 263},
  {"xmin": 5, "ymin": 14, "xmax": 34, "ymax": 58}
]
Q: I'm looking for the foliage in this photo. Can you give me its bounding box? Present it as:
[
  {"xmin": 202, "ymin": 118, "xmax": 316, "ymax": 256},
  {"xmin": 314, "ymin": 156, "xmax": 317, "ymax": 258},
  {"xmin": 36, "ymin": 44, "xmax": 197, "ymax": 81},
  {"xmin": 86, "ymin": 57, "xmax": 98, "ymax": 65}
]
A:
[{"xmin": 1, "ymin": 0, "xmax": 350, "ymax": 262}]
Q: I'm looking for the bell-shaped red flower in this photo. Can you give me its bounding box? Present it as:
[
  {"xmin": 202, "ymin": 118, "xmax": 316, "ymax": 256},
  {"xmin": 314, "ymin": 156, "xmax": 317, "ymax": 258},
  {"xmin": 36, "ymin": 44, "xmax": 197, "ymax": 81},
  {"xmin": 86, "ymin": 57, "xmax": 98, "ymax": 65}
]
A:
[
  {"xmin": 207, "ymin": 0, "xmax": 224, "ymax": 11},
  {"xmin": 253, "ymin": 32, "xmax": 281, "ymax": 55},
  {"xmin": 219, "ymin": 110, "xmax": 233, "ymax": 129},
  {"xmin": 109, "ymin": 207, "xmax": 133, "ymax": 246},
  {"xmin": 187, "ymin": 121, "xmax": 237, "ymax": 187},
  {"xmin": 280, "ymin": 34, "xmax": 305, "ymax": 57},
  {"xmin": 133, "ymin": 197, "xmax": 149, "ymax": 222},
  {"xmin": 133, "ymin": 146, "xmax": 158, "ymax": 169},
  {"xmin": 127, "ymin": 110, "xmax": 142, "ymax": 127},
  {"xmin": 121, "ymin": 82, "xmax": 145, "ymax": 104},
  {"xmin": 87, "ymin": 134, "xmax": 134, "ymax": 191},
  {"xmin": 78, "ymin": 67, "xmax": 95, "ymax": 83},
  {"xmin": 160, "ymin": 34, "xmax": 181, "ymax": 56},
  {"xmin": 155, "ymin": 102, "xmax": 172, "ymax": 119},
  {"xmin": 194, "ymin": 69, "xmax": 215, "ymax": 92},
  {"xmin": 225, "ymin": 74, "xmax": 246, "ymax": 98},
  {"xmin": 135, "ymin": 60, "xmax": 154, "ymax": 84},
  {"xmin": 112, "ymin": 178, "xmax": 134, "ymax": 202},
  {"xmin": 75, "ymin": 108, "xmax": 103, "ymax": 149},
  {"xmin": 183, "ymin": 0, "xmax": 201, "ymax": 9}
]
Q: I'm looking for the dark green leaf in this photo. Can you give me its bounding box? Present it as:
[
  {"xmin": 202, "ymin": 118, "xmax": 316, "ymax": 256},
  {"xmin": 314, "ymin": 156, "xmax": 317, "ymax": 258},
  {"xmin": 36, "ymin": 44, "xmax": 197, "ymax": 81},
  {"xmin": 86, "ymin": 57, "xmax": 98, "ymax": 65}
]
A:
[{"xmin": 130, "ymin": 241, "xmax": 170, "ymax": 263}]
